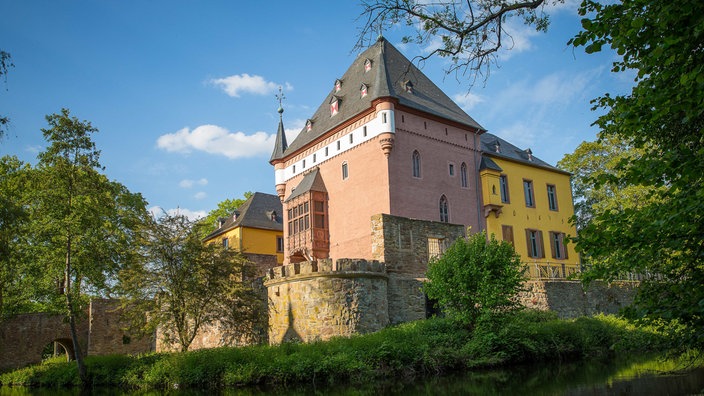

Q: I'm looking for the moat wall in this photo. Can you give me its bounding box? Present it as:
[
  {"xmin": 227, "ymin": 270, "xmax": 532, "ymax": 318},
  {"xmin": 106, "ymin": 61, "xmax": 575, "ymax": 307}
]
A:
[{"xmin": 520, "ymin": 280, "xmax": 638, "ymax": 318}]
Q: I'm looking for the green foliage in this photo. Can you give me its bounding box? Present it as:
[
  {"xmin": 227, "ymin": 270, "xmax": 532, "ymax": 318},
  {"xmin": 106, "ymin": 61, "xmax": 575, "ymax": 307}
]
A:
[
  {"xmin": 118, "ymin": 213, "xmax": 263, "ymax": 352},
  {"xmin": 3, "ymin": 109, "xmax": 150, "ymax": 382},
  {"xmin": 557, "ymin": 135, "xmax": 659, "ymax": 233},
  {"xmin": 424, "ymin": 231, "xmax": 526, "ymax": 326},
  {"xmin": 0, "ymin": 313, "xmax": 683, "ymax": 390},
  {"xmin": 569, "ymin": 0, "xmax": 704, "ymax": 350}
]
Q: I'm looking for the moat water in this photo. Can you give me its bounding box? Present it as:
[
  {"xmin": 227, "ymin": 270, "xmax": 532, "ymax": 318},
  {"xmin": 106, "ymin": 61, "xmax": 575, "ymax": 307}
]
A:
[{"xmin": 2, "ymin": 354, "xmax": 703, "ymax": 395}]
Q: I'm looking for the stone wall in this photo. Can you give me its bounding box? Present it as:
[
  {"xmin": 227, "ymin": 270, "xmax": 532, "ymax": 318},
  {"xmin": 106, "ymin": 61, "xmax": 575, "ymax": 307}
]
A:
[
  {"xmin": 520, "ymin": 280, "xmax": 637, "ymax": 318},
  {"xmin": 371, "ymin": 213, "xmax": 464, "ymax": 324},
  {"xmin": 88, "ymin": 299, "xmax": 154, "ymax": 356},
  {"xmin": 265, "ymin": 259, "xmax": 389, "ymax": 344},
  {"xmin": 244, "ymin": 253, "xmax": 279, "ymax": 278}
]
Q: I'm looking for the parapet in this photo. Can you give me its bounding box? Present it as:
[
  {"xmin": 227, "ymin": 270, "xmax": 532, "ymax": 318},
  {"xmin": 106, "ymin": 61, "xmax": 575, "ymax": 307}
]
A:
[{"xmin": 264, "ymin": 258, "xmax": 387, "ymax": 286}]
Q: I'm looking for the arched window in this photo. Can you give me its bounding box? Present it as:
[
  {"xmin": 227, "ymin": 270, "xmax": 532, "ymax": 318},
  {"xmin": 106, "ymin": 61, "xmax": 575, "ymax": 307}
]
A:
[
  {"xmin": 460, "ymin": 162, "xmax": 468, "ymax": 188},
  {"xmin": 412, "ymin": 150, "xmax": 421, "ymax": 178},
  {"xmin": 439, "ymin": 195, "xmax": 449, "ymax": 223}
]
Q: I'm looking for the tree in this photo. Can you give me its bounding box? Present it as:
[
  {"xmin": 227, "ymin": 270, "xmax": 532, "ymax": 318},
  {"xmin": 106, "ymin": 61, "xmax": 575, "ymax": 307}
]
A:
[
  {"xmin": 0, "ymin": 50, "xmax": 13, "ymax": 138},
  {"xmin": 0, "ymin": 156, "xmax": 33, "ymax": 318},
  {"xmin": 27, "ymin": 109, "xmax": 149, "ymax": 383},
  {"xmin": 119, "ymin": 213, "xmax": 262, "ymax": 352},
  {"xmin": 355, "ymin": 0, "xmax": 559, "ymax": 85},
  {"xmin": 569, "ymin": 0, "xmax": 704, "ymax": 349},
  {"xmin": 198, "ymin": 191, "xmax": 253, "ymax": 234},
  {"xmin": 557, "ymin": 134, "xmax": 659, "ymax": 232},
  {"xmin": 424, "ymin": 231, "xmax": 526, "ymax": 326}
]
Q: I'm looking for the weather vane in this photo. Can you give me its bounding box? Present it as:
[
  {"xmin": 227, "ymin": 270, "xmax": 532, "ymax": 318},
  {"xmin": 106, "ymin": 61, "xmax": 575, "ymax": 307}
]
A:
[{"xmin": 276, "ymin": 86, "xmax": 285, "ymax": 115}]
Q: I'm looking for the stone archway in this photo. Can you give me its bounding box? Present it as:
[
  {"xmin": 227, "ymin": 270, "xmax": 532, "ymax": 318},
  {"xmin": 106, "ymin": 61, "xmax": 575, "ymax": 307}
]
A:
[{"xmin": 0, "ymin": 313, "xmax": 88, "ymax": 371}]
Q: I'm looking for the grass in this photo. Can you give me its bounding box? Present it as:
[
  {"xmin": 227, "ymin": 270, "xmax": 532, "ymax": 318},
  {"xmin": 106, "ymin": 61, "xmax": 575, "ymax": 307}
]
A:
[{"xmin": 0, "ymin": 310, "xmax": 686, "ymax": 390}]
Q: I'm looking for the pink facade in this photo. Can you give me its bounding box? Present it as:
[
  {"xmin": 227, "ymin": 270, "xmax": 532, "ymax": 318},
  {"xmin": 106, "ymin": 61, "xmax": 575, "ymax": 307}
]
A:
[{"xmin": 270, "ymin": 38, "xmax": 485, "ymax": 265}]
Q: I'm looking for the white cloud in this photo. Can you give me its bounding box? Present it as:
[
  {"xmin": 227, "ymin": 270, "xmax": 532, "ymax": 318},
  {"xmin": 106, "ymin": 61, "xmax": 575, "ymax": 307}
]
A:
[
  {"xmin": 210, "ymin": 73, "xmax": 289, "ymax": 98},
  {"xmin": 194, "ymin": 191, "xmax": 207, "ymax": 200},
  {"xmin": 148, "ymin": 206, "xmax": 207, "ymax": 221},
  {"xmin": 453, "ymin": 92, "xmax": 484, "ymax": 111},
  {"xmin": 157, "ymin": 125, "xmax": 276, "ymax": 159},
  {"xmin": 179, "ymin": 178, "xmax": 208, "ymax": 188}
]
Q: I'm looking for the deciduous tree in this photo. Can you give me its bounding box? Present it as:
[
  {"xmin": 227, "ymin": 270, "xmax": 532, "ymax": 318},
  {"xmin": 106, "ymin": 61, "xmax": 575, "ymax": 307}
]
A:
[
  {"xmin": 27, "ymin": 109, "xmax": 149, "ymax": 383},
  {"xmin": 424, "ymin": 231, "xmax": 525, "ymax": 327},
  {"xmin": 0, "ymin": 50, "xmax": 13, "ymax": 138},
  {"xmin": 119, "ymin": 213, "xmax": 262, "ymax": 352},
  {"xmin": 570, "ymin": 0, "xmax": 704, "ymax": 349}
]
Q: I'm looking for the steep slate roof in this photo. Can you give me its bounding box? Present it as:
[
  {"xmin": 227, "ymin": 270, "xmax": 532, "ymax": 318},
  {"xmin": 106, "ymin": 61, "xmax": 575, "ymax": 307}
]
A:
[
  {"xmin": 480, "ymin": 132, "xmax": 569, "ymax": 174},
  {"xmin": 270, "ymin": 108, "xmax": 288, "ymax": 162},
  {"xmin": 280, "ymin": 37, "xmax": 485, "ymax": 157},
  {"xmin": 285, "ymin": 168, "xmax": 327, "ymax": 202},
  {"xmin": 479, "ymin": 156, "xmax": 503, "ymax": 172},
  {"xmin": 205, "ymin": 192, "xmax": 283, "ymax": 240}
]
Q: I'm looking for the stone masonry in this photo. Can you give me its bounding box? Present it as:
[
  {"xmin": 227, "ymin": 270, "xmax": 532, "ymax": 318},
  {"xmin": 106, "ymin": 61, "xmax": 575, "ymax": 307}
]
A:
[{"xmin": 265, "ymin": 259, "xmax": 389, "ymax": 344}]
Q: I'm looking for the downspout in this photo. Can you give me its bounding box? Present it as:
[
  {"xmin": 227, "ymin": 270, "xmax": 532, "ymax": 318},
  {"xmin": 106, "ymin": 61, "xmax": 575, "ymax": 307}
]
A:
[{"xmin": 473, "ymin": 132, "xmax": 483, "ymax": 233}]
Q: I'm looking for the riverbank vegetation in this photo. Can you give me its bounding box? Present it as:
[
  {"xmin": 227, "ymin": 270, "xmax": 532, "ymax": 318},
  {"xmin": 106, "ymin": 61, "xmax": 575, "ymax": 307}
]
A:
[{"xmin": 0, "ymin": 311, "xmax": 690, "ymax": 390}]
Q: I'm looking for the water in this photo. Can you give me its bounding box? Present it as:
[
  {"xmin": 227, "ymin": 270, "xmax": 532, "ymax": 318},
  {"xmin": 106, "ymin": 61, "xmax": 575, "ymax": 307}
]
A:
[{"xmin": 2, "ymin": 354, "xmax": 703, "ymax": 395}]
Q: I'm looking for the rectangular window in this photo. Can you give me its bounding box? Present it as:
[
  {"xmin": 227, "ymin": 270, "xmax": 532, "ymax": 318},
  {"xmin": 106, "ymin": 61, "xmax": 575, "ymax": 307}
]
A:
[
  {"xmin": 550, "ymin": 232, "xmax": 568, "ymax": 260},
  {"xmin": 525, "ymin": 229, "xmax": 544, "ymax": 258},
  {"xmin": 315, "ymin": 214, "xmax": 325, "ymax": 228},
  {"xmin": 302, "ymin": 159, "xmax": 306, "ymax": 168},
  {"xmin": 501, "ymin": 225, "xmax": 514, "ymax": 247},
  {"xmin": 382, "ymin": 113, "xmax": 387, "ymax": 123},
  {"xmin": 342, "ymin": 162, "xmax": 349, "ymax": 179},
  {"xmin": 523, "ymin": 179, "xmax": 535, "ymax": 207},
  {"xmin": 363, "ymin": 126, "xmax": 368, "ymax": 137},
  {"xmin": 313, "ymin": 153, "xmax": 316, "ymax": 163},
  {"xmin": 276, "ymin": 236, "xmax": 284, "ymax": 252},
  {"xmin": 349, "ymin": 134, "xmax": 353, "ymax": 144},
  {"xmin": 427, "ymin": 237, "xmax": 447, "ymax": 261},
  {"xmin": 500, "ymin": 175, "xmax": 510, "ymax": 203},
  {"xmin": 222, "ymin": 237, "xmax": 229, "ymax": 249},
  {"xmin": 325, "ymin": 147, "xmax": 329, "ymax": 156},
  {"xmin": 337, "ymin": 141, "xmax": 341, "ymax": 150},
  {"xmin": 448, "ymin": 163, "xmax": 454, "ymax": 176},
  {"xmin": 547, "ymin": 184, "xmax": 558, "ymax": 211}
]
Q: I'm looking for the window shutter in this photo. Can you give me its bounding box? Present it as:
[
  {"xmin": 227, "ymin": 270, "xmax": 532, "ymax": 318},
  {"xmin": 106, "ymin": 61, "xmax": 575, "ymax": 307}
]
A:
[
  {"xmin": 550, "ymin": 232, "xmax": 557, "ymax": 259},
  {"xmin": 525, "ymin": 229, "xmax": 532, "ymax": 257},
  {"xmin": 538, "ymin": 231, "xmax": 545, "ymax": 258},
  {"xmin": 562, "ymin": 233, "xmax": 568, "ymax": 259}
]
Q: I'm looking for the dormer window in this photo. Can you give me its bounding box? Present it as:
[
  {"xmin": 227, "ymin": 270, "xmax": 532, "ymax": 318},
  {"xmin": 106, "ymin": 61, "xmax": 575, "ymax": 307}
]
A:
[
  {"xmin": 360, "ymin": 83, "xmax": 368, "ymax": 98},
  {"xmin": 364, "ymin": 58, "xmax": 372, "ymax": 72},
  {"xmin": 271, "ymin": 211, "xmax": 277, "ymax": 222},
  {"xmin": 330, "ymin": 96, "xmax": 340, "ymax": 116},
  {"xmin": 494, "ymin": 141, "xmax": 501, "ymax": 153},
  {"xmin": 404, "ymin": 80, "xmax": 414, "ymax": 94},
  {"xmin": 305, "ymin": 119, "xmax": 313, "ymax": 132},
  {"xmin": 525, "ymin": 148, "xmax": 533, "ymax": 161},
  {"xmin": 334, "ymin": 79, "xmax": 342, "ymax": 92}
]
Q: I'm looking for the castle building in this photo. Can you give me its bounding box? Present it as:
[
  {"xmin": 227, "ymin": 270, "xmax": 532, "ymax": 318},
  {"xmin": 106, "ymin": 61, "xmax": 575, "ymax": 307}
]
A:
[
  {"xmin": 265, "ymin": 37, "xmax": 582, "ymax": 344},
  {"xmin": 478, "ymin": 134, "xmax": 579, "ymax": 278},
  {"xmin": 203, "ymin": 192, "xmax": 284, "ymax": 273},
  {"xmin": 270, "ymin": 37, "xmax": 485, "ymax": 265}
]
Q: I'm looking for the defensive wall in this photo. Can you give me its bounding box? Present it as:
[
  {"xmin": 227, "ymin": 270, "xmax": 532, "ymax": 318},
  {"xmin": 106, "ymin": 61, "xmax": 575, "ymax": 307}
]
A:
[
  {"xmin": 520, "ymin": 280, "xmax": 637, "ymax": 319},
  {"xmin": 0, "ymin": 299, "xmax": 152, "ymax": 372}
]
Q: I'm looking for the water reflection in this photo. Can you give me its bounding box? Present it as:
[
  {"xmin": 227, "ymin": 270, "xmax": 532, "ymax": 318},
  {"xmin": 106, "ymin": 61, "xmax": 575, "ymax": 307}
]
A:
[{"xmin": 2, "ymin": 354, "xmax": 702, "ymax": 396}]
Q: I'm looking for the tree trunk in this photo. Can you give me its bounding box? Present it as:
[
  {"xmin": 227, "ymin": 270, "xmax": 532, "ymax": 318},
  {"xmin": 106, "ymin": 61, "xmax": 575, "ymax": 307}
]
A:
[{"xmin": 65, "ymin": 236, "xmax": 87, "ymax": 385}]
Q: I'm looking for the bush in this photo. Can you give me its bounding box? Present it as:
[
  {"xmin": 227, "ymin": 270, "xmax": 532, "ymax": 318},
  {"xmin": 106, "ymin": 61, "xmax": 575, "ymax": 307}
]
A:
[{"xmin": 424, "ymin": 231, "xmax": 526, "ymax": 326}]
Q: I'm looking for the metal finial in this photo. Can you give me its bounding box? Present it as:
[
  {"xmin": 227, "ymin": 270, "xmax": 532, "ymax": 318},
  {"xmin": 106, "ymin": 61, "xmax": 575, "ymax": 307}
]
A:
[{"xmin": 276, "ymin": 86, "xmax": 285, "ymax": 115}]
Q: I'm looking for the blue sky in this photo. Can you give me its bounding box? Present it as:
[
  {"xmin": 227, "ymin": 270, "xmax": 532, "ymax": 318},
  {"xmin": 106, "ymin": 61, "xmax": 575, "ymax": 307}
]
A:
[{"xmin": 0, "ymin": 1, "xmax": 632, "ymax": 219}]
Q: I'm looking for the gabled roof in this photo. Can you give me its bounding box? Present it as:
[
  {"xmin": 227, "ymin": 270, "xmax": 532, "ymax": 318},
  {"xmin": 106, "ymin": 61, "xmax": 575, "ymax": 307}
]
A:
[
  {"xmin": 205, "ymin": 192, "xmax": 283, "ymax": 240},
  {"xmin": 281, "ymin": 37, "xmax": 485, "ymax": 157},
  {"xmin": 285, "ymin": 168, "xmax": 327, "ymax": 202},
  {"xmin": 479, "ymin": 156, "xmax": 503, "ymax": 172},
  {"xmin": 480, "ymin": 133, "xmax": 569, "ymax": 174}
]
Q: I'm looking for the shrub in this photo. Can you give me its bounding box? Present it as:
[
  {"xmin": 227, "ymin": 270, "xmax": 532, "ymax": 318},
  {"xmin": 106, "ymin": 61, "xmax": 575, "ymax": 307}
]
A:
[{"xmin": 424, "ymin": 231, "xmax": 526, "ymax": 326}]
